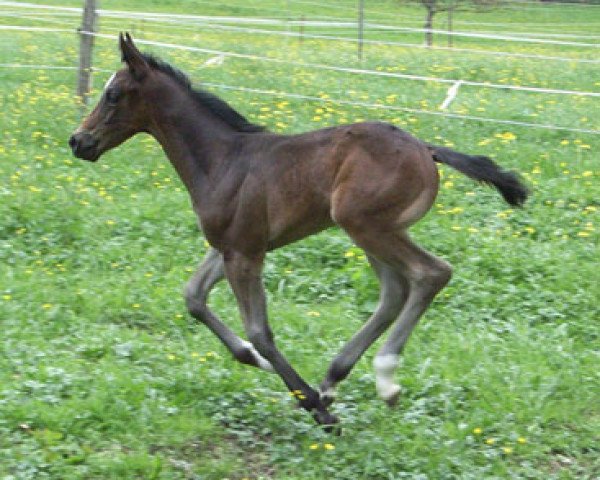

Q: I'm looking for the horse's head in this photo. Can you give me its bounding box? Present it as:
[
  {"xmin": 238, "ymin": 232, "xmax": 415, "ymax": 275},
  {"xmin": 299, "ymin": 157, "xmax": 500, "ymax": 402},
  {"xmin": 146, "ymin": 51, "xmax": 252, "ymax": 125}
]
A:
[{"xmin": 69, "ymin": 33, "xmax": 153, "ymax": 162}]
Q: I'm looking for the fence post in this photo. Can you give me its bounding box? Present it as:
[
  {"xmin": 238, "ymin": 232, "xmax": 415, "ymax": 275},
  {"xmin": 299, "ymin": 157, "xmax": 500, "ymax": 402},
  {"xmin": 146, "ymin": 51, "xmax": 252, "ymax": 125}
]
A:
[
  {"xmin": 77, "ymin": 0, "xmax": 97, "ymax": 106},
  {"xmin": 358, "ymin": 0, "xmax": 364, "ymax": 60}
]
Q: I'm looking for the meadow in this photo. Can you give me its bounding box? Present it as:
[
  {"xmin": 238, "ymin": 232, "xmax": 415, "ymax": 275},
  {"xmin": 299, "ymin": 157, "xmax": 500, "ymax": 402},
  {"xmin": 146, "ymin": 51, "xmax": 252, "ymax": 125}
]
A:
[{"xmin": 1, "ymin": 0, "xmax": 599, "ymax": 478}]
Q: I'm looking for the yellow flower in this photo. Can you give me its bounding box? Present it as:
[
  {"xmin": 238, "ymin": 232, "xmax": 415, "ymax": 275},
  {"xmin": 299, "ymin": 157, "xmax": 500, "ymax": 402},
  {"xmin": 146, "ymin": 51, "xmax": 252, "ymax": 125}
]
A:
[
  {"xmin": 309, "ymin": 443, "xmax": 319, "ymax": 450},
  {"xmin": 324, "ymin": 443, "xmax": 335, "ymax": 450},
  {"xmin": 502, "ymin": 446, "xmax": 513, "ymax": 454},
  {"xmin": 495, "ymin": 132, "xmax": 516, "ymax": 141},
  {"xmin": 473, "ymin": 427, "xmax": 482, "ymax": 435},
  {"xmin": 517, "ymin": 437, "xmax": 527, "ymax": 444},
  {"xmin": 485, "ymin": 438, "xmax": 496, "ymax": 445}
]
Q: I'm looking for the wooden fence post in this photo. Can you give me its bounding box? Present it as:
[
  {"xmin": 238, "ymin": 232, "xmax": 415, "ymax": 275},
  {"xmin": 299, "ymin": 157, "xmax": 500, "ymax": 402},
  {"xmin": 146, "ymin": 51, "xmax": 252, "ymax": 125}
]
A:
[
  {"xmin": 358, "ymin": 0, "xmax": 364, "ymax": 60},
  {"xmin": 77, "ymin": 0, "xmax": 97, "ymax": 106}
]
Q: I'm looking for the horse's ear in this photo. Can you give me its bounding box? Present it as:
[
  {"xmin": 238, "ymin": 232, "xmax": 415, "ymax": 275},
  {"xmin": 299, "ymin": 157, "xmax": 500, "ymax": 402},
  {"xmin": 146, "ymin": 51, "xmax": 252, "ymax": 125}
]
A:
[{"xmin": 119, "ymin": 32, "xmax": 149, "ymax": 80}]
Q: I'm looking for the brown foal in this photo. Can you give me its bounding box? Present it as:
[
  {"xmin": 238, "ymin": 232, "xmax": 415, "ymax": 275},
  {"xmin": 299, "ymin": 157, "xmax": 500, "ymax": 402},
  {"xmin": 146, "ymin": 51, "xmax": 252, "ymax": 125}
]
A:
[{"xmin": 69, "ymin": 34, "xmax": 528, "ymax": 427}]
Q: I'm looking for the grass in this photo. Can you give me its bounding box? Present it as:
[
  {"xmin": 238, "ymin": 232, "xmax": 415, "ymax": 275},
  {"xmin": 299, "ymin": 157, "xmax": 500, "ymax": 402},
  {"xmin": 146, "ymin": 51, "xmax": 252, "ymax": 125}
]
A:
[{"xmin": 1, "ymin": 0, "xmax": 599, "ymax": 478}]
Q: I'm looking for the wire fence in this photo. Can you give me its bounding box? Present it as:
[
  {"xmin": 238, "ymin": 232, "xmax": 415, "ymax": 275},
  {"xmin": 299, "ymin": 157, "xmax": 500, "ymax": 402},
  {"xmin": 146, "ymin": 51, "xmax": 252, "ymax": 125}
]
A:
[{"xmin": 1, "ymin": 2, "xmax": 599, "ymax": 136}]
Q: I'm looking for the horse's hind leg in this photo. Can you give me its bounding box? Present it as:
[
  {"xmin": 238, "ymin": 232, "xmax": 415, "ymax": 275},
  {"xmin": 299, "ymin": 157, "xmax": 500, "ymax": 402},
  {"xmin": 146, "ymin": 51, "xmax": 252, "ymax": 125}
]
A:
[
  {"xmin": 319, "ymin": 256, "xmax": 407, "ymax": 406},
  {"xmin": 337, "ymin": 225, "xmax": 451, "ymax": 405},
  {"xmin": 185, "ymin": 248, "xmax": 274, "ymax": 372},
  {"xmin": 369, "ymin": 234, "xmax": 452, "ymax": 405}
]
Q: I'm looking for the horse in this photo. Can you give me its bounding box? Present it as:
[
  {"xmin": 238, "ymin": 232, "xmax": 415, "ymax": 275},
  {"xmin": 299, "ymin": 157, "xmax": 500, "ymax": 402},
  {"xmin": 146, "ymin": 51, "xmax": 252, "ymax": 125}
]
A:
[{"xmin": 69, "ymin": 33, "xmax": 528, "ymax": 428}]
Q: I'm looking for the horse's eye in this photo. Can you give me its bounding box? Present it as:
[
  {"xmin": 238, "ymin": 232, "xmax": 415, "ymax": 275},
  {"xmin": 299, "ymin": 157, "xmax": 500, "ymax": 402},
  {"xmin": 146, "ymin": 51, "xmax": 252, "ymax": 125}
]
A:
[{"xmin": 105, "ymin": 89, "xmax": 120, "ymax": 105}]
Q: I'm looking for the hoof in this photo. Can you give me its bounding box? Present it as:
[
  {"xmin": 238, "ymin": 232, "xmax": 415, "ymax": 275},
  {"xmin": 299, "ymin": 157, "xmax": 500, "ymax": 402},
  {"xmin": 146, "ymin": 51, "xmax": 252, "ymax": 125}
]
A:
[
  {"xmin": 382, "ymin": 384, "xmax": 402, "ymax": 407},
  {"xmin": 312, "ymin": 409, "xmax": 339, "ymax": 430},
  {"xmin": 324, "ymin": 422, "xmax": 342, "ymax": 436}
]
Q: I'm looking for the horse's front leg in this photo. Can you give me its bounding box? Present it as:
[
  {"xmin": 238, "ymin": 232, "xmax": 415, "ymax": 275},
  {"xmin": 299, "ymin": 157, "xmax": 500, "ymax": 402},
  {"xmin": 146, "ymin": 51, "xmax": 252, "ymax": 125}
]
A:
[
  {"xmin": 185, "ymin": 248, "xmax": 274, "ymax": 372},
  {"xmin": 223, "ymin": 250, "xmax": 338, "ymax": 427}
]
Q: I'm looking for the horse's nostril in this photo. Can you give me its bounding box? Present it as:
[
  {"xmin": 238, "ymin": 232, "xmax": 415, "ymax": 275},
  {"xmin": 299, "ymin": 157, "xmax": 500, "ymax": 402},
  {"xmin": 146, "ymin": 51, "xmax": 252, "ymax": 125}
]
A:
[{"xmin": 68, "ymin": 135, "xmax": 78, "ymax": 149}]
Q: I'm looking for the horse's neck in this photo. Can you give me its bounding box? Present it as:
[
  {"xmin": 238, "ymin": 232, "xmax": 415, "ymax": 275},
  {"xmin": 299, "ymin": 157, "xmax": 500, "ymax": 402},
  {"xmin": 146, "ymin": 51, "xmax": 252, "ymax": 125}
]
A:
[{"xmin": 148, "ymin": 103, "xmax": 236, "ymax": 200}]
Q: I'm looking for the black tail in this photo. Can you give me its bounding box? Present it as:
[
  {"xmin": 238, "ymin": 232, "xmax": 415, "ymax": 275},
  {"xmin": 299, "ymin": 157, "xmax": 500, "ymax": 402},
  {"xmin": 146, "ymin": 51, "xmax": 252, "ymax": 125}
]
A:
[{"xmin": 427, "ymin": 144, "xmax": 529, "ymax": 207}]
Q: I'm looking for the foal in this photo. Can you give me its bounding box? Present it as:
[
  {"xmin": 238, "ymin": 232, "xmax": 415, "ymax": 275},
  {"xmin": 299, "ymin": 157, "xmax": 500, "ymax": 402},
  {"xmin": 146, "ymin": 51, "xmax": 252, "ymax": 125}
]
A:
[{"xmin": 69, "ymin": 34, "xmax": 528, "ymax": 427}]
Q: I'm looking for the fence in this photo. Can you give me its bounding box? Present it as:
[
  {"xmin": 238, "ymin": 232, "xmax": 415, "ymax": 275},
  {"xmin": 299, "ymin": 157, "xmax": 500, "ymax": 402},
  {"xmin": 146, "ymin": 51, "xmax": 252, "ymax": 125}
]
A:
[{"xmin": 1, "ymin": 0, "xmax": 599, "ymax": 135}]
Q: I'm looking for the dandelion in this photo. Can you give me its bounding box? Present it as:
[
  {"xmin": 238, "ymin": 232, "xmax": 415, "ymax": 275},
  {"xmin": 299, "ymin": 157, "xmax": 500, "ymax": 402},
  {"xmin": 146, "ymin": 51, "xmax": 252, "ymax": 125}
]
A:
[
  {"xmin": 324, "ymin": 443, "xmax": 335, "ymax": 450},
  {"xmin": 309, "ymin": 443, "xmax": 319, "ymax": 450},
  {"xmin": 485, "ymin": 438, "xmax": 496, "ymax": 445},
  {"xmin": 502, "ymin": 446, "xmax": 513, "ymax": 454},
  {"xmin": 517, "ymin": 437, "xmax": 527, "ymax": 444},
  {"xmin": 495, "ymin": 132, "xmax": 516, "ymax": 141},
  {"xmin": 307, "ymin": 311, "xmax": 321, "ymax": 317},
  {"xmin": 473, "ymin": 427, "xmax": 482, "ymax": 435}
]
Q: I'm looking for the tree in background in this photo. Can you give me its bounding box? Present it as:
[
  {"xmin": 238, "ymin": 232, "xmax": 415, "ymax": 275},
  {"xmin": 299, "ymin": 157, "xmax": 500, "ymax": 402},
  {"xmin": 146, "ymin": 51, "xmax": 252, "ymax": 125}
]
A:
[
  {"xmin": 419, "ymin": 0, "xmax": 454, "ymax": 47},
  {"xmin": 416, "ymin": 0, "xmax": 500, "ymax": 47}
]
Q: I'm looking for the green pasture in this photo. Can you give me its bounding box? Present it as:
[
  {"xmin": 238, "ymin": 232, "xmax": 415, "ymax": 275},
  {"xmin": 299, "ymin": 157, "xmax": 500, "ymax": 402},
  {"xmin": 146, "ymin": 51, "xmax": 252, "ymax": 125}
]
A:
[{"xmin": 1, "ymin": 1, "xmax": 599, "ymax": 478}]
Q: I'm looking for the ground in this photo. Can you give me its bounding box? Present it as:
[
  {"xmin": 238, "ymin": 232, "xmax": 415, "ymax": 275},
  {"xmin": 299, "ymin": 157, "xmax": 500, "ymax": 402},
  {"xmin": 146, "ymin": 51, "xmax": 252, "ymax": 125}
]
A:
[{"xmin": 0, "ymin": 0, "xmax": 599, "ymax": 478}]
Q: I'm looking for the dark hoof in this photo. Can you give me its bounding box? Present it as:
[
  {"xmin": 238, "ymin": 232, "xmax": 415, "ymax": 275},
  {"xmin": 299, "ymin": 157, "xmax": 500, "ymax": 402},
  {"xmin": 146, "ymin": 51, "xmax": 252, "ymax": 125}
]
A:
[
  {"xmin": 383, "ymin": 385, "xmax": 402, "ymax": 408},
  {"xmin": 324, "ymin": 422, "xmax": 342, "ymax": 436},
  {"xmin": 312, "ymin": 409, "xmax": 340, "ymax": 434}
]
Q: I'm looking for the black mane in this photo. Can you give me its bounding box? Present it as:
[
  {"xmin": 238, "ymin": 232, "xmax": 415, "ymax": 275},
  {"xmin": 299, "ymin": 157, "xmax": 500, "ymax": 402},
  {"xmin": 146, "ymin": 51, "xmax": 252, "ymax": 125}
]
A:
[{"xmin": 141, "ymin": 53, "xmax": 265, "ymax": 133}]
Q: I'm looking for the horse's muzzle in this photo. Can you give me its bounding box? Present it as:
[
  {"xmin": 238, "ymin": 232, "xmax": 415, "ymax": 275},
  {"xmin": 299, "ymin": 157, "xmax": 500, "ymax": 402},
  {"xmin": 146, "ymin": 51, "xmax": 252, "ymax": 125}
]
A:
[{"xmin": 69, "ymin": 132, "xmax": 99, "ymax": 162}]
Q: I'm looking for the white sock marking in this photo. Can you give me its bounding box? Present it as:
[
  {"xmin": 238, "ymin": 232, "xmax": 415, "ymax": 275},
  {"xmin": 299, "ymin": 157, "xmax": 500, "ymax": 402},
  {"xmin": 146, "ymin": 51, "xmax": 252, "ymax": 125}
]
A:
[
  {"xmin": 320, "ymin": 386, "xmax": 336, "ymax": 400},
  {"xmin": 241, "ymin": 340, "xmax": 274, "ymax": 373},
  {"xmin": 373, "ymin": 354, "xmax": 401, "ymax": 401}
]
